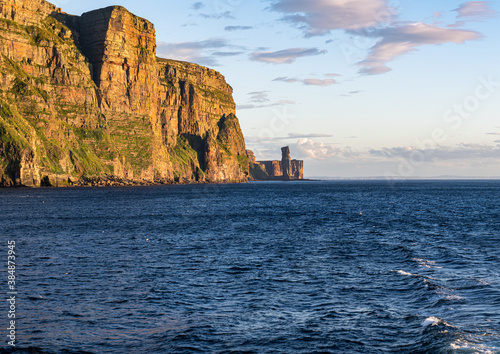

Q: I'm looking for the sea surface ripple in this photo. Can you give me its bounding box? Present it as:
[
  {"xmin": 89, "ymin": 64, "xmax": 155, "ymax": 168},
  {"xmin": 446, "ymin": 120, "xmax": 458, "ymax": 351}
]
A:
[{"xmin": 1, "ymin": 180, "xmax": 499, "ymax": 353}]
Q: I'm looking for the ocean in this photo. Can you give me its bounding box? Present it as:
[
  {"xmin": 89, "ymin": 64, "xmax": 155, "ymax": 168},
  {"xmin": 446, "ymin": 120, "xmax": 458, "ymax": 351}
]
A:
[{"xmin": 1, "ymin": 180, "xmax": 499, "ymax": 353}]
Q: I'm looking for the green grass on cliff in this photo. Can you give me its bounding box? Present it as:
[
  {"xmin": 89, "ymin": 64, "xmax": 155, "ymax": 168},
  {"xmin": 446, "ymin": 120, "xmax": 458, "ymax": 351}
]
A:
[
  {"xmin": 0, "ymin": 100, "xmax": 30, "ymax": 150},
  {"xmin": 0, "ymin": 97, "xmax": 112, "ymax": 178},
  {"xmin": 2, "ymin": 56, "xmax": 50, "ymax": 101},
  {"xmin": 110, "ymin": 133, "xmax": 153, "ymax": 173},
  {"xmin": 74, "ymin": 127, "xmax": 105, "ymax": 142},
  {"xmin": 170, "ymin": 135, "xmax": 199, "ymax": 167},
  {"xmin": 26, "ymin": 16, "xmax": 71, "ymax": 47},
  {"xmin": 237, "ymin": 154, "xmax": 249, "ymax": 173},
  {"xmin": 196, "ymin": 85, "xmax": 234, "ymax": 107},
  {"xmin": 10, "ymin": 78, "xmax": 50, "ymax": 101},
  {"xmin": 249, "ymin": 163, "xmax": 270, "ymax": 180}
]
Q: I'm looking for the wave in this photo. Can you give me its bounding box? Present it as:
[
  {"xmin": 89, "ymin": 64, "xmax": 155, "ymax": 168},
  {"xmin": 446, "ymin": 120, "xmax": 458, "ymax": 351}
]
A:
[
  {"xmin": 412, "ymin": 257, "xmax": 443, "ymax": 269},
  {"xmin": 421, "ymin": 316, "xmax": 455, "ymax": 328},
  {"xmin": 450, "ymin": 338, "xmax": 500, "ymax": 353}
]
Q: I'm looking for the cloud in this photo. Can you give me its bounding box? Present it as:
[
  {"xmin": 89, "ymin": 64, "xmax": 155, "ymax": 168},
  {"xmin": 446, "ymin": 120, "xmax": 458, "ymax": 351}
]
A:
[
  {"xmin": 237, "ymin": 92, "xmax": 296, "ymax": 110},
  {"xmin": 200, "ymin": 11, "xmax": 235, "ymax": 20},
  {"xmin": 238, "ymin": 100, "xmax": 295, "ymax": 110},
  {"xmin": 294, "ymin": 138, "xmax": 357, "ymax": 160},
  {"xmin": 303, "ymin": 78, "xmax": 337, "ymax": 86},
  {"xmin": 271, "ymin": 0, "xmax": 485, "ymax": 75},
  {"xmin": 341, "ymin": 90, "xmax": 363, "ymax": 97},
  {"xmin": 192, "ymin": 2, "xmax": 204, "ymax": 10},
  {"xmin": 250, "ymin": 48, "xmax": 326, "ymax": 64},
  {"xmin": 273, "ymin": 77, "xmax": 299, "ymax": 84},
  {"xmin": 273, "ymin": 76, "xmax": 337, "ymax": 86},
  {"xmin": 248, "ymin": 91, "xmax": 270, "ymax": 103},
  {"xmin": 288, "ymin": 133, "xmax": 333, "ymax": 138},
  {"xmin": 369, "ymin": 144, "xmax": 500, "ymax": 161},
  {"xmin": 447, "ymin": 21, "xmax": 467, "ymax": 28},
  {"xmin": 271, "ymin": 0, "xmax": 396, "ymax": 36},
  {"xmin": 454, "ymin": 1, "xmax": 498, "ymax": 20},
  {"xmin": 225, "ymin": 26, "xmax": 253, "ymax": 31},
  {"xmin": 353, "ymin": 22, "xmax": 481, "ymax": 74},
  {"xmin": 486, "ymin": 132, "xmax": 500, "ymax": 135},
  {"xmin": 212, "ymin": 51, "xmax": 244, "ymax": 57},
  {"xmin": 157, "ymin": 38, "xmax": 239, "ymax": 66}
]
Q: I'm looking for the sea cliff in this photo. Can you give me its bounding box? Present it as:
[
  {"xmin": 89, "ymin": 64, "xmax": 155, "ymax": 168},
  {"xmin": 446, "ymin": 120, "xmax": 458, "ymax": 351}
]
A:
[{"xmin": 0, "ymin": 1, "xmax": 248, "ymax": 187}]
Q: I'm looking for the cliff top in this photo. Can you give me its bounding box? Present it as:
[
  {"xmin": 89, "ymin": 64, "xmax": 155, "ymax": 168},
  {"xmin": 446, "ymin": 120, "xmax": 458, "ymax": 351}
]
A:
[
  {"xmin": 80, "ymin": 5, "xmax": 154, "ymax": 32},
  {"xmin": 157, "ymin": 57, "xmax": 226, "ymax": 76}
]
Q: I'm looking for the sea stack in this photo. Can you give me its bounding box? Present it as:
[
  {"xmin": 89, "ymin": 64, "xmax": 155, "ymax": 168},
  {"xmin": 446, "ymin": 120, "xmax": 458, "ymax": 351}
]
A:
[{"xmin": 248, "ymin": 146, "xmax": 304, "ymax": 181}]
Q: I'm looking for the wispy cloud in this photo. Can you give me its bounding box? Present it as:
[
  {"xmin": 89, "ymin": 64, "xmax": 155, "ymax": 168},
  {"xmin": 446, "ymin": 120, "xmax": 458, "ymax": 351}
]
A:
[
  {"xmin": 212, "ymin": 51, "xmax": 244, "ymax": 57},
  {"xmin": 250, "ymin": 48, "xmax": 326, "ymax": 64},
  {"xmin": 192, "ymin": 2, "xmax": 204, "ymax": 11},
  {"xmin": 454, "ymin": 1, "xmax": 498, "ymax": 20},
  {"xmin": 353, "ymin": 22, "xmax": 481, "ymax": 75},
  {"xmin": 157, "ymin": 38, "xmax": 241, "ymax": 66},
  {"xmin": 271, "ymin": 0, "xmax": 395, "ymax": 36},
  {"xmin": 271, "ymin": 0, "xmax": 486, "ymax": 75},
  {"xmin": 295, "ymin": 138, "xmax": 358, "ymax": 160},
  {"xmin": 225, "ymin": 26, "xmax": 253, "ymax": 31},
  {"xmin": 288, "ymin": 133, "xmax": 333, "ymax": 139},
  {"xmin": 486, "ymin": 132, "xmax": 500, "ymax": 135},
  {"xmin": 273, "ymin": 76, "xmax": 337, "ymax": 86},
  {"xmin": 303, "ymin": 78, "xmax": 336, "ymax": 86},
  {"xmin": 238, "ymin": 91, "xmax": 295, "ymax": 110},
  {"xmin": 238, "ymin": 100, "xmax": 295, "ymax": 110},
  {"xmin": 200, "ymin": 11, "xmax": 235, "ymax": 20},
  {"xmin": 273, "ymin": 77, "xmax": 299, "ymax": 84},
  {"xmin": 341, "ymin": 90, "xmax": 363, "ymax": 97},
  {"xmin": 369, "ymin": 144, "xmax": 500, "ymax": 160},
  {"xmin": 248, "ymin": 91, "xmax": 270, "ymax": 103}
]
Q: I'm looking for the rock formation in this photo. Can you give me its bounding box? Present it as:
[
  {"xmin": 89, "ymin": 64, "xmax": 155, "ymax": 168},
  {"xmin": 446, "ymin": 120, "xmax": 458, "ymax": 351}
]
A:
[
  {"xmin": 248, "ymin": 146, "xmax": 304, "ymax": 181},
  {"xmin": 0, "ymin": 1, "xmax": 248, "ymax": 187}
]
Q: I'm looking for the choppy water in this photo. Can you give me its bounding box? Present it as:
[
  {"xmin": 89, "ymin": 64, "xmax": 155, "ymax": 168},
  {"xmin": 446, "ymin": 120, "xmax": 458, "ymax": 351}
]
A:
[{"xmin": 1, "ymin": 181, "xmax": 500, "ymax": 353}]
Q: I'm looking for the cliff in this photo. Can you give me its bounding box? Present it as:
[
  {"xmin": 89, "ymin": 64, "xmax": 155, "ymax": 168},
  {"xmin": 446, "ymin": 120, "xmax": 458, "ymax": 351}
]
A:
[
  {"xmin": 248, "ymin": 146, "xmax": 304, "ymax": 181},
  {"xmin": 0, "ymin": 1, "xmax": 248, "ymax": 187}
]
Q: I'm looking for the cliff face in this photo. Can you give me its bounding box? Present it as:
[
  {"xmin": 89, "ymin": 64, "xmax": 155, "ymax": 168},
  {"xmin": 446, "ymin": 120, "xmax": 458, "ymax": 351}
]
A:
[{"xmin": 0, "ymin": 1, "xmax": 248, "ymax": 187}]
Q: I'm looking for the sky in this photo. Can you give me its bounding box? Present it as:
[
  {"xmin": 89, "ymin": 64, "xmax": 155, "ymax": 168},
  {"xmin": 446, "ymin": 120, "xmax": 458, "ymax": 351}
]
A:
[{"xmin": 53, "ymin": 0, "xmax": 500, "ymax": 178}]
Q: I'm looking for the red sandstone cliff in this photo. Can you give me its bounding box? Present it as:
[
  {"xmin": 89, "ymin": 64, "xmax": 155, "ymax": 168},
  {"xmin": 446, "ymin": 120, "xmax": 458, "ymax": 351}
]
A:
[{"xmin": 0, "ymin": 1, "xmax": 248, "ymax": 186}]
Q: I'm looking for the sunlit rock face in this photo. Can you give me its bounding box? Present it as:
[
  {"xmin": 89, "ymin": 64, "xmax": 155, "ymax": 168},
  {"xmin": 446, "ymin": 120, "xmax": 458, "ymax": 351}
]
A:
[{"xmin": 0, "ymin": 1, "xmax": 248, "ymax": 186}]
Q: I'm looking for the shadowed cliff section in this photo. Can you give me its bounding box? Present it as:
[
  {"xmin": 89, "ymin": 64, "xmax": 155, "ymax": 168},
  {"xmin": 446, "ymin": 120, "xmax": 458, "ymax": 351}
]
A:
[{"xmin": 0, "ymin": 1, "xmax": 248, "ymax": 187}]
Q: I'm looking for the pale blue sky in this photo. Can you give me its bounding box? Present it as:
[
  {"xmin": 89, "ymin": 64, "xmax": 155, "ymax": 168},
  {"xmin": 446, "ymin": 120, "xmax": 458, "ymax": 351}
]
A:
[{"xmin": 54, "ymin": 0, "xmax": 500, "ymax": 178}]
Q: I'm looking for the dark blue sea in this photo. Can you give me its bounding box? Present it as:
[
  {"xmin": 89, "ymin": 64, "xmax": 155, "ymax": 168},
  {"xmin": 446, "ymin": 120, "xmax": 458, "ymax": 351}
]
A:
[{"xmin": 1, "ymin": 181, "xmax": 499, "ymax": 353}]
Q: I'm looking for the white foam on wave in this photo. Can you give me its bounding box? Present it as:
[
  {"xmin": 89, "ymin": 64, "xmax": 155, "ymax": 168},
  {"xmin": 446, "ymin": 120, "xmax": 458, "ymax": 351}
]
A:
[
  {"xmin": 422, "ymin": 316, "xmax": 456, "ymax": 329},
  {"xmin": 422, "ymin": 316, "xmax": 441, "ymax": 327},
  {"xmin": 445, "ymin": 294, "xmax": 465, "ymax": 301},
  {"xmin": 397, "ymin": 270, "xmax": 414, "ymax": 276},
  {"xmin": 412, "ymin": 258, "xmax": 443, "ymax": 269},
  {"xmin": 450, "ymin": 338, "xmax": 500, "ymax": 353},
  {"xmin": 477, "ymin": 278, "xmax": 491, "ymax": 286}
]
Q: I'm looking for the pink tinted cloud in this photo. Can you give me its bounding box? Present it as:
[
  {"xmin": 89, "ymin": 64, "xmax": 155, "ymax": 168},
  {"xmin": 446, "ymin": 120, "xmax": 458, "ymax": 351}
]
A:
[
  {"xmin": 271, "ymin": 0, "xmax": 395, "ymax": 36},
  {"xmin": 454, "ymin": 1, "xmax": 498, "ymax": 20},
  {"xmin": 251, "ymin": 48, "xmax": 326, "ymax": 64},
  {"xmin": 356, "ymin": 22, "xmax": 481, "ymax": 74}
]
